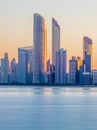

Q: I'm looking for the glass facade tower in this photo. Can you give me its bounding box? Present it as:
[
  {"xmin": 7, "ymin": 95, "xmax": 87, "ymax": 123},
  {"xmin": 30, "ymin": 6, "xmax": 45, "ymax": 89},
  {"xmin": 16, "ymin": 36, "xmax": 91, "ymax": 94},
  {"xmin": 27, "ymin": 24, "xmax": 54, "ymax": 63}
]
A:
[
  {"xmin": 83, "ymin": 36, "xmax": 93, "ymax": 72},
  {"xmin": 33, "ymin": 13, "xmax": 47, "ymax": 84},
  {"xmin": 83, "ymin": 36, "xmax": 92, "ymax": 60}
]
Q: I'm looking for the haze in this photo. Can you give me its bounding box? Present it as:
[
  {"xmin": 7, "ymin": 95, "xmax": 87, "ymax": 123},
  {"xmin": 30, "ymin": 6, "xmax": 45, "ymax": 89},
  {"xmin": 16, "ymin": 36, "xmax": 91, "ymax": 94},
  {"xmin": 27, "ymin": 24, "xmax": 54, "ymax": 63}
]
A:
[{"xmin": 0, "ymin": 0, "xmax": 97, "ymax": 69}]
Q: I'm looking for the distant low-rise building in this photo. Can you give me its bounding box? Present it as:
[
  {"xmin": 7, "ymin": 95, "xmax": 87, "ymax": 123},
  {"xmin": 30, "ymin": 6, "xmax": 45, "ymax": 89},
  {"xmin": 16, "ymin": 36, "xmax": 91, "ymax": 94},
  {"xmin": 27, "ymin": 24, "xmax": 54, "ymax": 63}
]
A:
[
  {"xmin": 0, "ymin": 67, "xmax": 1, "ymax": 83},
  {"xmin": 83, "ymin": 72, "xmax": 90, "ymax": 85}
]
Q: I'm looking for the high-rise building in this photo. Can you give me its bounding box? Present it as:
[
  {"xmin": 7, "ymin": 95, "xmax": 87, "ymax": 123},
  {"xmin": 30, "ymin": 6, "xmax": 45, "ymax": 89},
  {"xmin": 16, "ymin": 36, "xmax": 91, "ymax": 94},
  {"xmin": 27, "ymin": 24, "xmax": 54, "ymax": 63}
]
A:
[
  {"xmin": 1, "ymin": 53, "xmax": 9, "ymax": 84},
  {"xmin": 83, "ymin": 36, "xmax": 92, "ymax": 60},
  {"xmin": 83, "ymin": 36, "xmax": 92, "ymax": 72},
  {"xmin": 55, "ymin": 49, "xmax": 67, "ymax": 84},
  {"xmin": 69, "ymin": 57, "xmax": 77, "ymax": 85},
  {"xmin": 18, "ymin": 46, "xmax": 33, "ymax": 84},
  {"xmin": 52, "ymin": 18, "xmax": 60, "ymax": 66},
  {"xmin": 33, "ymin": 13, "xmax": 47, "ymax": 84},
  {"xmin": 85, "ymin": 52, "xmax": 91, "ymax": 73},
  {"xmin": 10, "ymin": 58, "xmax": 18, "ymax": 83}
]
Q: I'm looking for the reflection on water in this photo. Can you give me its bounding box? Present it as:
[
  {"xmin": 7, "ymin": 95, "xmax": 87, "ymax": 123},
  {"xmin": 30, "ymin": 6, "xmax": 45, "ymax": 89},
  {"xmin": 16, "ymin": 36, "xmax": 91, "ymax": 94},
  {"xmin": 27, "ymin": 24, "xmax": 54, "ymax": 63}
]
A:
[{"xmin": 0, "ymin": 86, "xmax": 97, "ymax": 130}]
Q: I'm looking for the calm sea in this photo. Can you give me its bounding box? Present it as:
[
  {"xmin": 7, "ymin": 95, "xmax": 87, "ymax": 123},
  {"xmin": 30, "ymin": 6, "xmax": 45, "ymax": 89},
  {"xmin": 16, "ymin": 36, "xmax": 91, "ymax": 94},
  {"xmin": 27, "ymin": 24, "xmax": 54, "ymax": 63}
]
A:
[{"xmin": 0, "ymin": 86, "xmax": 97, "ymax": 130}]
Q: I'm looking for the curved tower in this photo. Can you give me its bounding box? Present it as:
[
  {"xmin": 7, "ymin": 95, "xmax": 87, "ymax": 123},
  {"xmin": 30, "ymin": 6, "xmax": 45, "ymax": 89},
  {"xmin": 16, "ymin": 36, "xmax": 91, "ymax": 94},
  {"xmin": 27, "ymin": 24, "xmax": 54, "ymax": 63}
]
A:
[
  {"xmin": 83, "ymin": 36, "xmax": 93, "ymax": 72},
  {"xmin": 52, "ymin": 18, "xmax": 60, "ymax": 66},
  {"xmin": 83, "ymin": 36, "xmax": 92, "ymax": 60},
  {"xmin": 33, "ymin": 13, "xmax": 47, "ymax": 84}
]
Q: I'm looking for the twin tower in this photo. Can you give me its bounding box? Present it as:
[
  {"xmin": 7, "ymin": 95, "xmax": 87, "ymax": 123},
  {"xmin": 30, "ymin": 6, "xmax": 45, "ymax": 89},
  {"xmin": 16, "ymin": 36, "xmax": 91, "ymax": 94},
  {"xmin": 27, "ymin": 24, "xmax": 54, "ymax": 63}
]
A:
[{"xmin": 33, "ymin": 13, "xmax": 60, "ymax": 84}]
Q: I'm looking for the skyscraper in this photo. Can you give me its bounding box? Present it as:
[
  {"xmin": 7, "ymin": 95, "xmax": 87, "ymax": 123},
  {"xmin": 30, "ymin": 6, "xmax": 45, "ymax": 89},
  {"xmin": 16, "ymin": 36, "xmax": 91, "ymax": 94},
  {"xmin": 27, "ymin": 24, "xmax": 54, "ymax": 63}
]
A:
[
  {"xmin": 55, "ymin": 49, "xmax": 67, "ymax": 84},
  {"xmin": 18, "ymin": 46, "xmax": 33, "ymax": 84},
  {"xmin": 83, "ymin": 36, "xmax": 92, "ymax": 72},
  {"xmin": 52, "ymin": 18, "xmax": 60, "ymax": 66},
  {"xmin": 33, "ymin": 13, "xmax": 47, "ymax": 84},
  {"xmin": 83, "ymin": 36, "xmax": 92, "ymax": 60},
  {"xmin": 1, "ymin": 53, "xmax": 9, "ymax": 84},
  {"xmin": 85, "ymin": 51, "xmax": 91, "ymax": 73}
]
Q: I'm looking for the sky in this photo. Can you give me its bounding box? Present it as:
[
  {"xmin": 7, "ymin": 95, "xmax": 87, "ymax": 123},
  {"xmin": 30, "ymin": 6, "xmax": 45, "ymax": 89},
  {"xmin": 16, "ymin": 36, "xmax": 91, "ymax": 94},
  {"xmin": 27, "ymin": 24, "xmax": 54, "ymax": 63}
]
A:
[{"xmin": 0, "ymin": 0, "xmax": 97, "ymax": 69}]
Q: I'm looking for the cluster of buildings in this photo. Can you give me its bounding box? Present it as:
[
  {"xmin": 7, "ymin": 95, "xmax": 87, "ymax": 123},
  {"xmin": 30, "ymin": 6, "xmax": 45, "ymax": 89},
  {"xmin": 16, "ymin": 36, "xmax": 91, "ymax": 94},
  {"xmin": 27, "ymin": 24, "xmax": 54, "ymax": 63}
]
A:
[{"xmin": 0, "ymin": 13, "xmax": 97, "ymax": 85}]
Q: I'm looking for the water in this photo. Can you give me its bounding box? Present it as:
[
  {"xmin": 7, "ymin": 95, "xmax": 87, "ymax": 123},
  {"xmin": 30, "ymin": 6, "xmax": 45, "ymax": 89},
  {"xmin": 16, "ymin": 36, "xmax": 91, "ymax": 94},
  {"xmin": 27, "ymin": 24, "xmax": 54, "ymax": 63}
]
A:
[{"xmin": 0, "ymin": 86, "xmax": 97, "ymax": 130}]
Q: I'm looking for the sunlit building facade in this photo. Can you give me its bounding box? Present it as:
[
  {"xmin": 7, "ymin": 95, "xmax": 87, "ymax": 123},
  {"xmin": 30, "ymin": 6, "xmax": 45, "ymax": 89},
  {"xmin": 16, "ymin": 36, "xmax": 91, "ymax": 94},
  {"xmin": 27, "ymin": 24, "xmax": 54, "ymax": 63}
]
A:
[
  {"xmin": 76, "ymin": 57, "xmax": 82, "ymax": 84},
  {"xmin": 83, "ymin": 36, "xmax": 92, "ymax": 60},
  {"xmin": 33, "ymin": 13, "xmax": 47, "ymax": 84},
  {"xmin": 83, "ymin": 36, "xmax": 92, "ymax": 73},
  {"xmin": 52, "ymin": 18, "xmax": 60, "ymax": 66},
  {"xmin": 77, "ymin": 57, "xmax": 82, "ymax": 71}
]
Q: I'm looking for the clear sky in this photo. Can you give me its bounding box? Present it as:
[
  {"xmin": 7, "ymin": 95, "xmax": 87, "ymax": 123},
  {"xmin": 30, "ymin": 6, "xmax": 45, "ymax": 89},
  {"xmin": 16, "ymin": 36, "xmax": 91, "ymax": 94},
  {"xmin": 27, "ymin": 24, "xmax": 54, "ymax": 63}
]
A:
[{"xmin": 0, "ymin": 0, "xmax": 97, "ymax": 69}]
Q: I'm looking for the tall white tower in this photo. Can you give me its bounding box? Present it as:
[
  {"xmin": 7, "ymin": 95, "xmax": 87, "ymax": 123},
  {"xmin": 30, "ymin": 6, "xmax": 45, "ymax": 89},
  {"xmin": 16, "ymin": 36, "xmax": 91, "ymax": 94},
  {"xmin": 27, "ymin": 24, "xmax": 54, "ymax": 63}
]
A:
[{"xmin": 52, "ymin": 18, "xmax": 60, "ymax": 66}]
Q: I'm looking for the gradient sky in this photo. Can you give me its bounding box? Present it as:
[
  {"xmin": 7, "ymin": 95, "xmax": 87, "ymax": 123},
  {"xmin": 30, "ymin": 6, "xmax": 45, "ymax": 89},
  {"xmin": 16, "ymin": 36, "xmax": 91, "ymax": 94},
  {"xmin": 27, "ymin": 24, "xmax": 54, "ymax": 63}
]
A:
[{"xmin": 0, "ymin": 0, "xmax": 97, "ymax": 69}]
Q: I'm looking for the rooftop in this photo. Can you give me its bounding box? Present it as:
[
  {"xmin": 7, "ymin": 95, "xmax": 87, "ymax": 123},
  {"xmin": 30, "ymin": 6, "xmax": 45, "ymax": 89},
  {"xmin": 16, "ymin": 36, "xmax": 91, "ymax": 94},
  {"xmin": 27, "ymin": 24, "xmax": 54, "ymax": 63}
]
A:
[
  {"xmin": 84, "ymin": 36, "xmax": 92, "ymax": 44},
  {"xmin": 19, "ymin": 46, "xmax": 33, "ymax": 51},
  {"xmin": 52, "ymin": 17, "xmax": 60, "ymax": 29}
]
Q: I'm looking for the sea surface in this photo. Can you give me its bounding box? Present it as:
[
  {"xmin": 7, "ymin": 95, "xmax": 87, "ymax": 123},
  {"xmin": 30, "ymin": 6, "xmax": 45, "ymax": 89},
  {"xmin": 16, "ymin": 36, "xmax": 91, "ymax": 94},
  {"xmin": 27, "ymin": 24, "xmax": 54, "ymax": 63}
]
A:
[{"xmin": 0, "ymin": 86, "xmax": 97, "ymax": 130}]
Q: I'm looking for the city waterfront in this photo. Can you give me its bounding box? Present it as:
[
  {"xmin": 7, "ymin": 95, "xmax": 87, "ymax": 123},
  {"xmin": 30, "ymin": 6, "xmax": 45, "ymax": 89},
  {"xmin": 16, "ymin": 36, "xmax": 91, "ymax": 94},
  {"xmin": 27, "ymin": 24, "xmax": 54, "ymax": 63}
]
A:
[{"xmin": 0, "ymin": 86, "xmax": 97, "ymax": 130}]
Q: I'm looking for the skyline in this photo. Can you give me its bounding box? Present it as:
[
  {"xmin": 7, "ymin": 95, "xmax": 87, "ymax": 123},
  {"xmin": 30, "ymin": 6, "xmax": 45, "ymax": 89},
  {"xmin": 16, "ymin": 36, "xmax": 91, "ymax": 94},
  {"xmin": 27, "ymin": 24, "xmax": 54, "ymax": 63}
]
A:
[{"xmin": 0, "ymin": 0, "xmax": 97, "ymax": 69}]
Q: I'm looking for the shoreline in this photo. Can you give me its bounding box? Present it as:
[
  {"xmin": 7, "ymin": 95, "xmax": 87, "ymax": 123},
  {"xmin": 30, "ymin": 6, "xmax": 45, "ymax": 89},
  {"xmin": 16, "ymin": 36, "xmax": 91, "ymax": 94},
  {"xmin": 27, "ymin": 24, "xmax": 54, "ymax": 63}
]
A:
[{"xmin": 0, "ymin": 84, "xmax": 97, "ymax": 88}]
